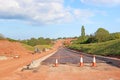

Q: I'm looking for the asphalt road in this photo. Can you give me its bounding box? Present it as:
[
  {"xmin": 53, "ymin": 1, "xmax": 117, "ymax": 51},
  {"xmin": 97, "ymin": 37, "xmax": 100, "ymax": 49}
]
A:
[{"xmin": 42, "ymin": 47, "xmax": 105, "ymax": 65}]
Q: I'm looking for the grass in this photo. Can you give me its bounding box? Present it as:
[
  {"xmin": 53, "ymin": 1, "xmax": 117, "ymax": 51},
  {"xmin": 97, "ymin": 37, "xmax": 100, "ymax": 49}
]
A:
[
  {"xmin": 22, "ymin": 43, "xmax": 52, "ymax": 51},
  {"xmin": 69, "ymin": 39, "xmax": 120, "ymax": 56},
  {"xmin": 22, "ymin": 43, "xmax": 34, "ymax": 51},
  {"xmin": 35, "ymin": 44, "xmax": 52, "ymax": 50}
]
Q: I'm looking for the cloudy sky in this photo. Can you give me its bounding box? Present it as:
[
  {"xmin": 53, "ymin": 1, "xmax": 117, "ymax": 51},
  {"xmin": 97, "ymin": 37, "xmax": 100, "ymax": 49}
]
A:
[{"xmin": 0, "ymin": 0, "xmax": 120, "ymax": 39}]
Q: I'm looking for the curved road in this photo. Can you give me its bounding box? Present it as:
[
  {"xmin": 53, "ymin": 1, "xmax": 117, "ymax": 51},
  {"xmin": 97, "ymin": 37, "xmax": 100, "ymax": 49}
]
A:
[{"xmin": 42, "ymin": 47, "xmax": 105, "ymax": 65}]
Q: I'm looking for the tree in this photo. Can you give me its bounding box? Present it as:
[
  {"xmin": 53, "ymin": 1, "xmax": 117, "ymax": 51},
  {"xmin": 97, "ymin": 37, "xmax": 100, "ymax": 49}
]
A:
[
  {"xmin": 20, "ymin": 37, "xmax": 52, "ymax": 46},
  {"xmin": 27, "ymin": 38, "xmax": 37, "ymax": 46},
  {"xmin": 81, "ymin": 25, "xmax": 85, "ymax": 37},
  {"xmin": 86, "ymin": 34, "xmax": 97, "ymax": 43},
  {"xmin": 109, "ymin": 32, "xmax": 120, "ymax": 40},
  {"xmin": 95, "ymin": 28, "xmax": 110, "ymax": 42},
  {"xmin": 80, "ymin": 25, "xmax": 86, "ymax": 42},
  {"xmin": 77, "ymin": 25, "xmax": 87, "ymax": 44}
]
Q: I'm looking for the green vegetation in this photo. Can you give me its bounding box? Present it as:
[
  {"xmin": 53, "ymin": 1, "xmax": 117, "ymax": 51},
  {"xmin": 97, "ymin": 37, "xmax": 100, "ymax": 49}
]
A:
[
  {"xmin": 21, "ymin": 44, "xmax": 52, "ymax": 51},
  {"xmin": 7, "ymin": 38, "xmax": 18, "ymax": 42},
  {"xmin": 81, "ymin": 25, "xmax": 85, "ymax": 37},
  {"xmin": 22, "ymin": 43, "xmax": 34, "ymax": 51},
  {"xmin": 20, "ymin": 37, "xmax": 52, "ymax": 46},
  {"xmin": 35, "ymin": 45, "xmax": 52, "ymax": 50},
  {"xmin": 69, "ymin": 39, "xmax": 120, "ymax": 56},
  {"xmin": 68, "ymin": 26, "xmax": 120, "ymax": 57},
  {"xmin": 95, "ymin": 28, "xmax": 110, "ymax": 42},
  {"xmin": 74, "ymin": 26, "xmax": 88, "ymax": 44},
  {"xmin": 109, "ymin": 32, "xmax": 120, "ymax": 40},
  {"xmin": 20, "ymin": 37, "xmax": 53, "ymax": 51},
  {"xmin": 0, "ymin": 33, "xmax": 53, "ymax": 51}
]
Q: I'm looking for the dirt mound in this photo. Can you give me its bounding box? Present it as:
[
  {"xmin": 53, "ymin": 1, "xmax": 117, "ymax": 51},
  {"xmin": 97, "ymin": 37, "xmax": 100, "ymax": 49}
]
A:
[{"xmin": 0, "ymin": 40, "xmax": 29, "ymax": 56}]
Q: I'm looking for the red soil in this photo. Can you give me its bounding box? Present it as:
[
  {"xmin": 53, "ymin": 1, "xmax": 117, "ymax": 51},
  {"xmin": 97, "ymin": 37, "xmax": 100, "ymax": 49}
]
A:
[
  {"xmin": 0, "ymin": 39, "xmax": 63, "ymax": 79},
  {"xmin": 0, "ymin": 40, "xmax": 28, "ymax": 56}
]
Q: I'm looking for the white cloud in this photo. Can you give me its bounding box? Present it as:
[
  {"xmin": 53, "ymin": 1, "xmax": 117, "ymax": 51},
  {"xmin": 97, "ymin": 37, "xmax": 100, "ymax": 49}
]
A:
[
  {"xmin": 81, "ymin": 0, "xmax": 120, "ymax": 6},
  {"xmin": 73, "ymin": 9, "xmax": 94, "ymax": 18},
  {"xmin": 0, "ymin": 0, "xmax": 94, "ymax": 25},
  {"xmin": 73, "ymin": 9, "xmax": 95, "ymax": 24},
  {"xmin": 0, "ymin": 0, "xmax": 73, "ymax": 24}
]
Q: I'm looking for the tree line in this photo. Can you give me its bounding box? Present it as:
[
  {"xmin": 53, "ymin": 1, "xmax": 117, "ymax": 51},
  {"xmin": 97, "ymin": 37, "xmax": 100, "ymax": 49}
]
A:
[
  {"xmin": 74, "ymin": 26, "xmax": 120, "ymax": 44},
  {"xmin": 0, "ymin": 34, "xmax": 53, "ymax": 46},
  {"xmin": 20, "ymin": 37, "xmax": 53, "ymax": 46}
]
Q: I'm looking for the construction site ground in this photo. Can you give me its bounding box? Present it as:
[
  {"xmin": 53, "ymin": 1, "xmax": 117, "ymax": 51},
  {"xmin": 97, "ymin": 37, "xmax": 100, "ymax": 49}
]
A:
[
  {"xmin": 0, "ymin": 40, "xmax": 120, "ymax": 80},
  {"xmin": 1, "ymin": 63, "xmax": 120, "ymax": 80}
]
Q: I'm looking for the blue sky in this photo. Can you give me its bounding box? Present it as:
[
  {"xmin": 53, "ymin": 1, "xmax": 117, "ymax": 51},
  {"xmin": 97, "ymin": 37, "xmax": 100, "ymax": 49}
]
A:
[{"xmin": 0, "ymin": 0, "xmax": 120, "ymax": 39}]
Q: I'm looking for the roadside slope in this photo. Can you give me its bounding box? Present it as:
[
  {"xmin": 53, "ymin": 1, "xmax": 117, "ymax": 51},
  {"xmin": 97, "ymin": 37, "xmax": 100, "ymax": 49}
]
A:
[
  {"xmin": 0, "ymin": 40, "xmax": 29, "ymax": 57},
  {"xmin": 0, "ymin": 39, "xmax": 63, "ymax": 78},
  {"xmin": 69, "ymin": 39, "xmax": 120, "ymax": 57}
]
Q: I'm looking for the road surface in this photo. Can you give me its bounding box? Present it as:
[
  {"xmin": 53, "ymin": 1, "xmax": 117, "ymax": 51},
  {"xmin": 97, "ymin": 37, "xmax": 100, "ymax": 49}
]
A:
[{"xmin": 42, "ymin": 47, "xmax": 105, "ymax": 65}]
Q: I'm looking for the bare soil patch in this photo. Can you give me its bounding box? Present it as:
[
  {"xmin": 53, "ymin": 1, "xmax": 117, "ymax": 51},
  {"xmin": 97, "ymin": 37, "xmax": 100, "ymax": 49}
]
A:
[{"xmin": 1, "ymin": 63, "xmax": 120, "ymax": 80}]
